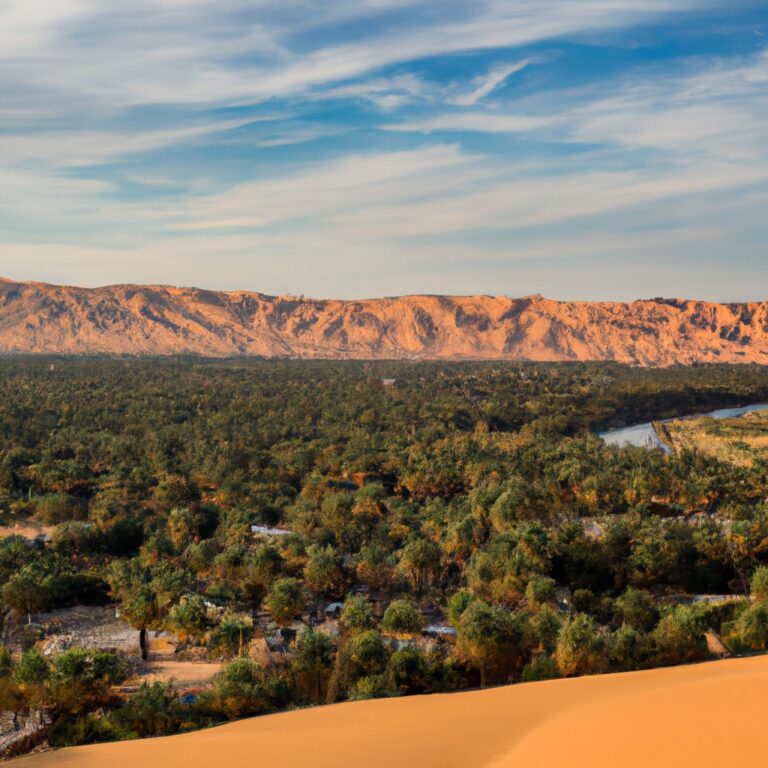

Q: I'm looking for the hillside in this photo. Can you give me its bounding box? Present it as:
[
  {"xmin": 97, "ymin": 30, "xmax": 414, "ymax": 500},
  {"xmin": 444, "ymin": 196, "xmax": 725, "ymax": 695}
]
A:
[
  {"xmin": 10, "ymin": 655, "xmax": 768, "ymax": 768},
  {"xmin": 0, "ymin": 277, "xmax": 766, "ymax": 364}
]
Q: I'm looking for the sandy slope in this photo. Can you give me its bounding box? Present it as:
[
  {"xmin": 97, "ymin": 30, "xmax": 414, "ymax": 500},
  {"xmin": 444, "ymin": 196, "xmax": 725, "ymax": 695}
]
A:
[{"xmin": 10, "ymin": 655, "xmax": 768, "ymax": 768}]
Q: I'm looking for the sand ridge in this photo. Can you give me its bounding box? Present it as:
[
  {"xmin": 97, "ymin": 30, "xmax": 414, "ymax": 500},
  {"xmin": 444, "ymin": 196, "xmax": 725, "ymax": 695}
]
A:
[{"xmin": 9, "ymin": 654, "xmax": 768, "ymax": 768}]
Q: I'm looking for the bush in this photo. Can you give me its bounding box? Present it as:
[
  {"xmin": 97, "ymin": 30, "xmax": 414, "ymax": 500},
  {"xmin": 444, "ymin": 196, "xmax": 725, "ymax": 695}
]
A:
[
  {"xmin": 387, "ymin": 647, "xmax": 428, "ymax": 694},
  {"xmin": 751, "ymin": 566, "xmax": 768, "ymax": 602},
  {"xmin": 609, "ymin": 624, "xmax": 645, "ymax": 671},
  {"xmin": 728, "ymin": 602, "xmax": 768, "ymax": 651},
  {"xmin": 112, "ymin": 682, "xmax": 186, "ymax": 738},
  {"xmin": 651, "ymin": 607, "xmax": 708, "ymax": 665},
  {"xmin": 349, "ymin": 675, "xmax": 391, "ymax": 700},
  {"xmin": 48, "ymin": 714, "xmax": 134, "ymax": 748},
  {"xmin": 208, "ymin": 614, "xmax": 254, "ymax": 658},
  {"xmin": 200, "ymin": 659, "xmax": 291, "ymax": 719},
  {"xmin": 555, "ymin": 614, "xmax": 607, "ymax": 677},
  {"xmin": 521, "ymin": 653, "xmax": 560, "ymax": 682}
]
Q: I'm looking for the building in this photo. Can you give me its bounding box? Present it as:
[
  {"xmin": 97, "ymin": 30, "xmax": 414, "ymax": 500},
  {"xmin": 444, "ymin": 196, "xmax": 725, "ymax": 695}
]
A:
[{"xmin": 250, "ymin": 524, "xmax": 291, "ymax": 538}]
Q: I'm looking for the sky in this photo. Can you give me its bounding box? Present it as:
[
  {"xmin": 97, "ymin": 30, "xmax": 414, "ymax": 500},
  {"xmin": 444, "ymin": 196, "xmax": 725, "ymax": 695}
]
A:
[{"xmin": 0, "ymin": 0, "xmax": 767, "ymax": 301}]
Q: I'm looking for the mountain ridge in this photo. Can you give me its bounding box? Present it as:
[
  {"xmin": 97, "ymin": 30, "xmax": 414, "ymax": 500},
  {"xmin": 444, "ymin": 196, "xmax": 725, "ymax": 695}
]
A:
[{"xmin": 0, "ymin": 277, "xmax": 766, "ymax": 366}]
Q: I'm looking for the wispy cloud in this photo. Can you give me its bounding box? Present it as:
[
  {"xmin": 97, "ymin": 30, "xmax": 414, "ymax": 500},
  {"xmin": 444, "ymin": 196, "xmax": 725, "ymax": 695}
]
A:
[
  {"xmin": 454, "ymin": 60, "xmax": 532, "ymax": 106},
  {"xmin": 1, "ymin": 0, "xmax": 766, "ymax": 300},
  {"xmin": 381, "ymin": 113, "xmax": 551, "ymax": 133}
]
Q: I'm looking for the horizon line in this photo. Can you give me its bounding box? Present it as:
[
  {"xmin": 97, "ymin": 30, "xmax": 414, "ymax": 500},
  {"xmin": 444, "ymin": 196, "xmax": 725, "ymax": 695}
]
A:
[{"xmin": 1, "ymin": 275, "xmax": 765, "ymax": 306}]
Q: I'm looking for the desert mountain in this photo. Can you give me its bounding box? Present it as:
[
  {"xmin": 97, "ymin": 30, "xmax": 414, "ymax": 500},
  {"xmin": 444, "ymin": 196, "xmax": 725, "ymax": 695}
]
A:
[{"xmin": 0, "ymin": 277, "xmax": 766, "ymax": 365}]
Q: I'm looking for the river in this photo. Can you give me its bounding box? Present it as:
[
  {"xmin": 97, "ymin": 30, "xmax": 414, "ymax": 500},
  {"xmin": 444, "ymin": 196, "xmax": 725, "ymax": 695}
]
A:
[{"xmin": 599, "ymin": 403, "xmax": 768, "ymax": 453}]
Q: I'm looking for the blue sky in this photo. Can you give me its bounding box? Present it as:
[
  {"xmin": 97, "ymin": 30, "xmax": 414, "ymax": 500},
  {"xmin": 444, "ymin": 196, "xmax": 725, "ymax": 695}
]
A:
[{"xmin": 1, "ymin": 0, "xmax": 766, "ymax": 300}]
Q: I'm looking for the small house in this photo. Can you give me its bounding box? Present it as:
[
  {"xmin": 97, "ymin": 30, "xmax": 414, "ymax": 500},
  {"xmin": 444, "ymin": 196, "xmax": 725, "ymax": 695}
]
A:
[
  {"xmin": 421, "ymin": 625, "xmax": 457, "ymax": 643},
  {"xmin": 324, "ymin": 602, "xmax": 344, "ymax": 619},
  {"xmin": 250, "ymin": 524, "xmax": 291, "ymax": 538}
]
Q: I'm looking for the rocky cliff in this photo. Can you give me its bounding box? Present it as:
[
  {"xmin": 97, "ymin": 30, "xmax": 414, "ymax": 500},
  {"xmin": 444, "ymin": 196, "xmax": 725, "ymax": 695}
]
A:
[{"xmin": 0, "ymin": 277, "xmax": 765, "ymax": 365}]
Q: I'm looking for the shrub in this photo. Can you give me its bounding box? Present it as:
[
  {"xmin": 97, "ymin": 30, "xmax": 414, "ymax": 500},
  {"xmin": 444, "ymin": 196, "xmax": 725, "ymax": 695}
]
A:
[
  {"xmin": 728, "ymin": 602, "xmax": 768, "ymax": 651},
  {"xmin": 208, "ymin": 614, "xmax": 254, "ymax": 658},
  {"xmin": 111, "ymin": 682, "xmax": 185, "ymax": 738},
  {"xmin": 651, "ymin": 607, "xmax": 708, "ymax": 665},
  {"xmin": 521, "ymin": 653, "xmax": 560, "ymax": 682},
  {"xmin": 555, "ymin": 614, "xmax": 607, "ymax": 677},
  {"xmin": 349, "ymin": 675, "xmax": 391, "ymax": 701},
  {"xmin": 387, "ymin": 646, "xmax": 428, "ymax": 694},
  {"xmin": 750, "ymin": 566, "xmax": 768, "ymax": 602}
]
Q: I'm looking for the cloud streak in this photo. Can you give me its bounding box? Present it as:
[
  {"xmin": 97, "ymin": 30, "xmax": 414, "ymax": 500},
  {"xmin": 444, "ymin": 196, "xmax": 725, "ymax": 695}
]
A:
[{"xmin": 454, "ymin": 60, "xmax": 533, "ymax": 106}]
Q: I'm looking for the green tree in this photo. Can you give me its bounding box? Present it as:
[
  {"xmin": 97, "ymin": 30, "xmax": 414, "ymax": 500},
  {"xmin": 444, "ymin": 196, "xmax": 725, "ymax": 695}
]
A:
[
  {"xmin": 555, "ymin": 614, "xmax": 606, "ymax": 677},
  {"xmin": 339, "ymin": 596, "xmax": 374, "ymax": 633},
  {"xmin": 112, "ymin": 682, "xmax": 183, "ymax": 738},
  {"xmin": 608, "ymin": 624, "xmax": 644, "ymax": 671},
  {"xmin": 107, "ymin": 559, "xmax": 190, "ymax": 658},
  {"xmin": 387, "ymin": 646, "xmax": 428, "ymax": 694},
  {"xmin": 209, "ymin": 614, "xmax": 254, "ymax": 658},
  {"xmin": 304, "ymin": 545, "xmax": 345, "ymax": 596},
  {"xmin": 651, "ymin": 606, "xmax": 708, "ymax": 665},
  {"xmin": 265, "ymin": 578, "xmax": 305, "ymax": 626},
  {"xmin": 615, "ymin": 588, "xmax": 658, "ymax": 632},
  {"xmin": 15, "ymin": 649, "xmax": 51, "ymax": 710},
  {"xmin": 293, "ymin": 628, "xmax": 334, "ymax": 702},
  {"xmin": 345, "ymin": 630, "xmax": 388, "ymax": 682},
  {"xmin": 457, "ymin": 601, "xmax": 520, "ymax": 687},
  {"xmin": 166, "ymin": 594, "xmax": 209, "ymax": 643},
  {"xmin": 2, "ymin": 572, "xmax": 46, "ymax": 624},
  {"xmin": 447, "ymin": 590, "xmax": 474, "ymax": 628},
  {"xmin": 525, "ymin": 576, "xmax": 557, "ymax": 612},
  {"xmin": 399, "ymin": 538, "xmax": 441, "ymax": 593},
  {"xmin": 730, "ymin": 602, "xmax": 768, "ymax": 650},
  {"xmin": 50, "ymin": 648, "xmax": 128, "ymax": 716},
  {"xmin": 381, "ymin": 600, "xmax": 423, "ymax": 635}
]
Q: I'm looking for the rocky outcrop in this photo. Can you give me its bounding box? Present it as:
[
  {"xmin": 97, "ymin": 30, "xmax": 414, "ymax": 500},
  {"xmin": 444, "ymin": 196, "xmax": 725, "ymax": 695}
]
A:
[{"xmin": 0, "ymin": 278, "xmax": 766, "ymax": 366}]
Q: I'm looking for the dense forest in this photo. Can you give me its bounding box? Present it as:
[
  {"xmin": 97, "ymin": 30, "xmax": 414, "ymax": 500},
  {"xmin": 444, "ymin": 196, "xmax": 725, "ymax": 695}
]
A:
[{"xmin": 2, "ymin": 359, "xmax": 768, "ymax": 750}]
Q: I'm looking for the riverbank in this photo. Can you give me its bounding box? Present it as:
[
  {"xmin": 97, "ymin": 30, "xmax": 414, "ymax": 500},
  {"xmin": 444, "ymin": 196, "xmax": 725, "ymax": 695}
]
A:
[
  {"xmin": 600, "ymin": 402, "xmax": 768, "ymax": 452},
  {"xmin": 10, "ymin": 654, "xmax": 768, "ymax": 768},
  {"xmin": 662, "ymin": 409, "xmax": 768, "ymax": 466}
]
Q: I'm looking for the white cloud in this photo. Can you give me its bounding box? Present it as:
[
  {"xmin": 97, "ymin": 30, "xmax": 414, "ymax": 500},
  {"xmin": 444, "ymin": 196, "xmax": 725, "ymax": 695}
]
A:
[
  {"xmin": 0, "ymin": 117, "xmax": 265, "ymax": 167},
  {"xmin": 1, "ymin": 0, "xmax": 765, "ymax": 300},
  {"xmin": 382, "ymin": 113, "xmax": 551, "ymax": 133},
  {"xmin": 454, "ymin": 60, "xmax": 532, "ymax": 106},
  {"xmin": 1, "ymin": 1, "xmax": 716, "ymax": 115}
]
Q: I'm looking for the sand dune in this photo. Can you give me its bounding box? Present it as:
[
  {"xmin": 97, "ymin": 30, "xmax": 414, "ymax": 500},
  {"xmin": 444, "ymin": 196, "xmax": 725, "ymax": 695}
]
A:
[{"xmin": 10, "ymin": 655, "xmax": 768, "ymax": 768}]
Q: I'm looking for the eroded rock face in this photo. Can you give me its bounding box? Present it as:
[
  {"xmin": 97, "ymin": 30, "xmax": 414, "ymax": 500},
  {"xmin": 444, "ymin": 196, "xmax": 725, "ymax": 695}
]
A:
[{"xmin": 0, "ymin": 277, "xmax": 766, "ymax": 365}]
